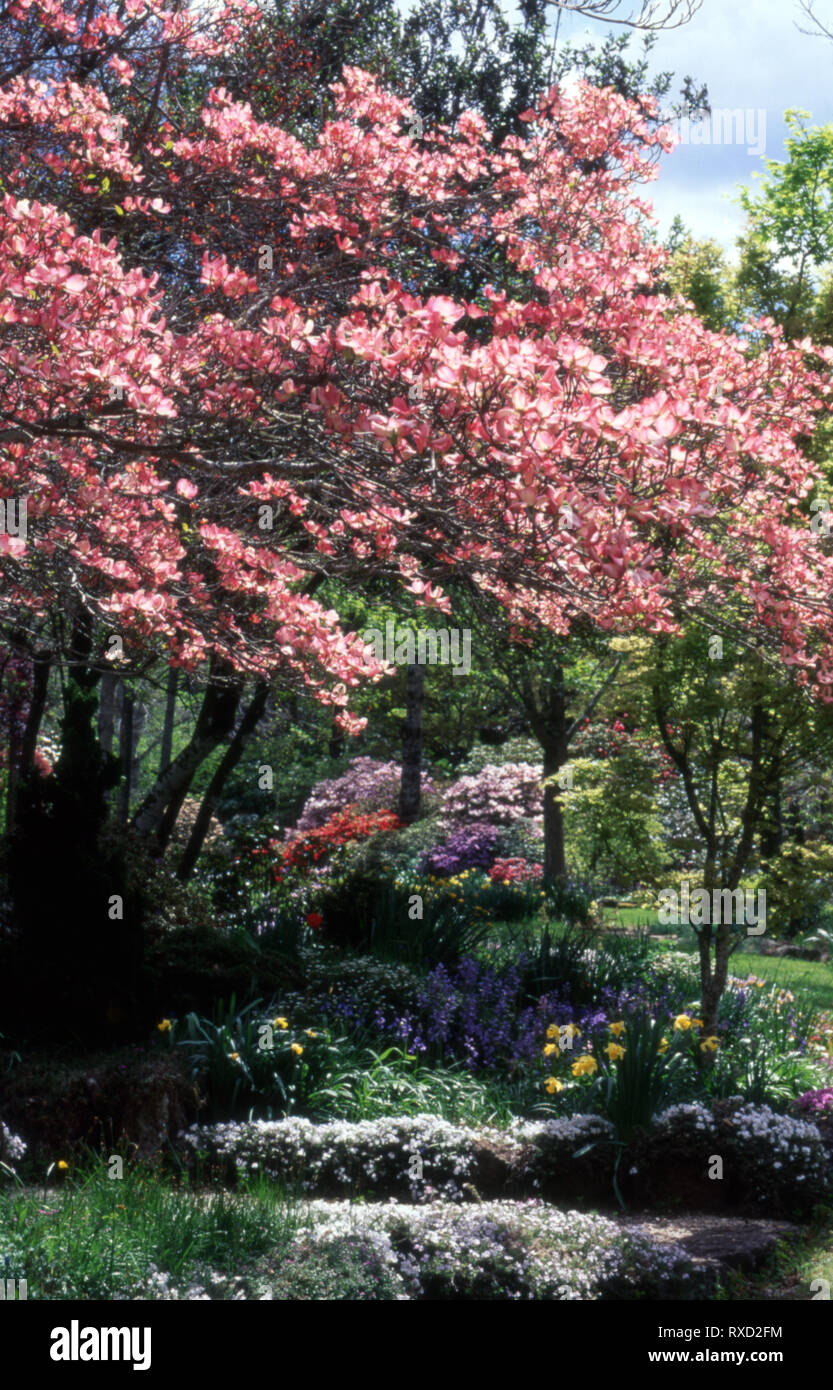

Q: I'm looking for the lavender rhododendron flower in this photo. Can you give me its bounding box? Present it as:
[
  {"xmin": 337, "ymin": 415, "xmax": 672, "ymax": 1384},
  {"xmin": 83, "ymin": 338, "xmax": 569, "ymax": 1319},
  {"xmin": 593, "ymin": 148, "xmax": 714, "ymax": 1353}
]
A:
[{"xmin": 419, "ymin": 823, "xmax": 500, "ymax": 877}]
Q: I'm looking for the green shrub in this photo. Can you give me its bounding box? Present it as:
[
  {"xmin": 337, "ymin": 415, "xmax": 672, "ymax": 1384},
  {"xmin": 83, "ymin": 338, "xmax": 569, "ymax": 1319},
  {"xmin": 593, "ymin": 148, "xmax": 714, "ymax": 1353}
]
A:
[
  {"xmin": 757, "ymin": 842, "xmax": 833, "ymax": 938},
  {"xmin": 140, "ymin": 923, "xmax": 300, "ymax": 1020}
]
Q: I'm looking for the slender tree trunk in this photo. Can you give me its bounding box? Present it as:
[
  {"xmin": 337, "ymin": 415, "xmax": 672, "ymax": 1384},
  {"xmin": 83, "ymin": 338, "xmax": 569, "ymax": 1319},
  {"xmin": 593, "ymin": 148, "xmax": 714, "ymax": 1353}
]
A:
[
  {"xmin": 542, "ymin": 738, "xmax": 569, "ymax": 880},
  {"xmin": 98, "ymin": 672, "xmax": 117, "ymax": 756},
  {"xmin": 178, "ymin": 682, "xmax": 269, "ymax": 881},
  {"xmin": 118, "ymin": 693, "xmax": 134, "ymax": 824},
  {"xmin": 159, "ymin": 666, "xmax": 178, "ymax": 776},
  {"xmin": 7, "ymin": 650, "xmax": 51, "ymax": 834},
  {"xmin": 399, "ymin": 662, "xmax": 425, "ymax": 823},
  {"xmin": 131, "ymin": 661, "xmax": 241, "ymax": 847}
]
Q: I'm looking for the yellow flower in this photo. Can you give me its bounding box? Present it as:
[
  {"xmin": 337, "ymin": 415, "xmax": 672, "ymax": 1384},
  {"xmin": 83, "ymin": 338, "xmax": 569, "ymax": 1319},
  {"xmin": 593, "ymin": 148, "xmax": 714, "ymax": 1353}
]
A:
[
  {"xmin": 658, "ymin": 1037, "xmax": 670, "ymax": 1054},
  {"xmin": 673, "ymin": 1014, "xmax": 692, "ymax": 1031},
  {"xmin": 57, "ymin": 1160, "xmax": 69, "ymax": 1171},
  {"xmin": 273, "ymin": 1017, "xmax": 289, "ymax": 1030},
  {"xmin": 228, "ymin": 1051, "xmax": 240, "ymax": 1061},
  {"xmin": 690, "ymin": 1018, "xmax": 704, "ymax": 1029},
  {"xmin": 305, "ymin": 1029, "xmax": 317, "ymax": 1038},
  {"xmin": 156, "ymin": 1018, "xmax": 171, "ymax": 1033},
  {"xmin": 546, "ymin": 1024, "xmax": 560, "ymax": 1040},
  {"xmin": 700, "ymin": 1036, "xmax": 719, "ymax": 1053},
  {"xmin": 543, "ymin": 1042, "xmax": 559, "ymax": 1057},
  {"xmin": 571, "ymin": 1055, "xmax": 598, "ymax": 1078},
  {"xmin": 604, "ymin": 1043, "xmax": 626, "ymax": 1061},
  {"xmin": 291, "ymin": 1043, "xmax": 303, "ymax": 1055},
  {"xmin": 609, "ymin": 1021, "xmax": 626, "ymax": 1037},
  {"xmin": 544, "ymin": 1076, "xmax": 563, "ymax": 1094}
]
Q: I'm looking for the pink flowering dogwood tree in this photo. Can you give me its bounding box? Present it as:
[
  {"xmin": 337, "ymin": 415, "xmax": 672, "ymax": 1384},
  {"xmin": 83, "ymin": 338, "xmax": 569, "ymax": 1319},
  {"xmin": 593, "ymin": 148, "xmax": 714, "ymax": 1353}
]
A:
[{"xmin": 2, "ymin": 4, "xmax": 833, "ymax": 1034}]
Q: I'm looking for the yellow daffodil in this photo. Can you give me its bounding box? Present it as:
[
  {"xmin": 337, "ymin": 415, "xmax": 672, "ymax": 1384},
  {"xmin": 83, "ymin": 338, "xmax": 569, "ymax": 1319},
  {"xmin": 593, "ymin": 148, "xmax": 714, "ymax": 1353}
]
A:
[
  {"xmin": 658, "ymin": 1037, "xmax": 670, "ymax": 1053},
  {"xmin": 156, "ymin": 1018, "xmax": 171, "ymax": 1033},
  {"xmin": 604, "ymin": 1043, "xmax": 626, "ymax": 1061},
  {"xmin": 700, "ymin": 1036, "xmax": 719, "ymax": 1053},
  {"xmin": 571, "ymin": 1055, "xmax": 598, "ymax": 1078},
  {"xmin": 690, "ymin": 1018, "xmax": 704, "ymax": 1029},
  {"xmin": 543, "ymin": 1042, "xmax": 559, "ymax": 1057},
  {"xmin": 273, "ymin": 1017, "xmax": 289, "ymax": 1030},
  {"xmin": 291, "ymin": 1043, "xmax": 303, "ymax": 1055},
  {"xmin": 57, "ymin": 1160, "xmax": 69, "ymax": 1171},
  {"xmin": 546, "ymin": 1024, "xmax": 560, "ymax": 1040},
  {"xmin": 673, "ymin": 1014, "xmax": 692, "ymax": 1031},
  {"xmin": 609, "ymin": 1021, "xmax": 626, "ymax": 1037},
  {"xmin": 305, "ymin": 1029, "xmax": 317, "ymax": 1038},
  {"xmin": 544, "ymin": 1076, "xmax": 563, "ymax": 1094}
]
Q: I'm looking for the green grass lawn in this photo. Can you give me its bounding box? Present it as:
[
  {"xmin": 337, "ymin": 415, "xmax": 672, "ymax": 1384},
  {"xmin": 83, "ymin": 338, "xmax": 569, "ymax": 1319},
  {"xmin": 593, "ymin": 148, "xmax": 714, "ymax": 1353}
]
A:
[{"xmin": 727, "ymin": 951, "xmax": 833, "ymax": 1018}]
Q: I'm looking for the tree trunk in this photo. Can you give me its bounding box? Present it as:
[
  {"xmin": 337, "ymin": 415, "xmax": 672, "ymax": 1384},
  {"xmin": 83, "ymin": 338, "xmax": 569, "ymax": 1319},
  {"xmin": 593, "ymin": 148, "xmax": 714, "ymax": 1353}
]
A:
[
  {"xmin": 159, "ymin": 666, "xmax": 178, "ymax": 777},
  {"xmin": 542, "ymin": 738, "xmax": 569, "ymax": 880},
  {"xmin": 178, "ymin": 682, "xmax": 269, "ymax": 881},
  {"xmin": 398, "ymin": 662, "xmax": 425, "ymax": 823},
  {"xmin": 118, "ymin": 692, "xmax": 135, "ymax": 824},
  {"xmin": 7, "ymin": 650, "xmax": 51, "ymax": 835},
  {"xmin": 98, "ymin": 672, "xmax": 117, "ymax": 756},
  {"xmin": 131, "ymin": 661, "xmax": 241, "ymax": 847}
]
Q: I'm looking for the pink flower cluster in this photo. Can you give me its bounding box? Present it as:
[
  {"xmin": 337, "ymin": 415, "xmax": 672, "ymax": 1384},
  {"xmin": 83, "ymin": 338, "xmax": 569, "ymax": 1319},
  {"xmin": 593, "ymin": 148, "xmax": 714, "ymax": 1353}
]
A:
[{"xmin": 488, "ymin": 857, "xmax": 543, "ymax": 884}]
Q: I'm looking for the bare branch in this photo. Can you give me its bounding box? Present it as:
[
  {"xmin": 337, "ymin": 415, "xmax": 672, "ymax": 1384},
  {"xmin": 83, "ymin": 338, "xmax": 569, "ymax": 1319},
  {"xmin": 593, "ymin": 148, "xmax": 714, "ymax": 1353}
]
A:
[
  {"xmin": 547, "ymin": 0, "xmax": 701, "ymax": 29},
  {"xmin": 796, "ymin": 0, "xmax": 833, "ymax": 41}
]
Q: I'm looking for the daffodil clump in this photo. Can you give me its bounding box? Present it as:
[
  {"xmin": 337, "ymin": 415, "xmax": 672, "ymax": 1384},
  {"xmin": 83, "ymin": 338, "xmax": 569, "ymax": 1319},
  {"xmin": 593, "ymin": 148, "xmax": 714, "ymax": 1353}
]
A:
[
  {"xmin": 395, "ymin": 866, "xmax": 546, "ymax": 924},
  {"xmin": 536, "ymin": 1013, "xmax": 718, "ymax": 1103}
]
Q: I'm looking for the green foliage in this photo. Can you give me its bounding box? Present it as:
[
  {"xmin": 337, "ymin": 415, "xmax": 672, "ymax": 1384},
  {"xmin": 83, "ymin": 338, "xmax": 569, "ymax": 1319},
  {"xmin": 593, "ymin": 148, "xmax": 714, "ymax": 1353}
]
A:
[
  {"xmin": 588, "ymin": 1015, "xmax": 691, "ymax": 1145},
  {"xmin": 519, "ymin": 924, "xmax": 653, "ymax": 1009},
  {"xmin": 757, "ymin": 841, "xmax": 833, "ymax": 938},
  {"xmin": 736, "ymin": 110, "xmax": 833, "ymax": 340},
  {"xmin": 140, "ymin": 922, "xmax": 299, "ymax": 1020},
  {"xmin": 171, "ymin": 995, "xmax": 337, "ymax": 1121},
  {"xmin": 0, "ymin": 1157, "xmax": 300, "ymax": 1300}
]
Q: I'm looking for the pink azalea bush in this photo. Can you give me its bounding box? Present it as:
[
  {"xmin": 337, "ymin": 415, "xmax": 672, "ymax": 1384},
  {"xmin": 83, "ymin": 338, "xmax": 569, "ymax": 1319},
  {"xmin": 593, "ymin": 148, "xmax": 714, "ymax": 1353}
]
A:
[
  {"xmin": 489, "ymin": 857, "xmax": 543, "ymax": 884},
  {"xmin": 441, "ymin": 763, "xmax": 543, "ymax": 828},
  {"xmin": 293, "ymin": 758, "xmax": 437, "ymax": 833}
]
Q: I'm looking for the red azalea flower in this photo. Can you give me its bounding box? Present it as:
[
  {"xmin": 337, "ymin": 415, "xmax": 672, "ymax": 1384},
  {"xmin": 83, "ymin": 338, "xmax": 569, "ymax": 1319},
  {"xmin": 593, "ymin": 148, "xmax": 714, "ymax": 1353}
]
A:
[{"xmin": 306, "ymin": 912, "xmax": 323, "ymax": 930}]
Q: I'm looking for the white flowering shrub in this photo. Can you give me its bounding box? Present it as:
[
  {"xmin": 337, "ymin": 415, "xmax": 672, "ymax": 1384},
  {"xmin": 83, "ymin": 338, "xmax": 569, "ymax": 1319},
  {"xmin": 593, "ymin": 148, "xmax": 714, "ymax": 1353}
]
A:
[
  {"xmin": 652, "ymin": 1103, "xmax": 719, "ymax": 1137},
  {"xmin": 180, "ymin": 1114, "xmax": 521, "ymax": 1201},
  {"xmin": 725, "ymin": 1103, "xmax": 829, "ymax": 1209},
  {"xmin": 441, "ymin": 763, "xmax": 543, "ymax": 827},
  {"xmin": 297, "ymin": 1200, "xmax": 698, "ymax": 1299},
  {"xmin": 0, "ymin": 1120, "xmax": 26, "ymax": 1177},
  {"xmin": 509, "ymin": 1115, "xmax": 617, "ymax": 1194}
]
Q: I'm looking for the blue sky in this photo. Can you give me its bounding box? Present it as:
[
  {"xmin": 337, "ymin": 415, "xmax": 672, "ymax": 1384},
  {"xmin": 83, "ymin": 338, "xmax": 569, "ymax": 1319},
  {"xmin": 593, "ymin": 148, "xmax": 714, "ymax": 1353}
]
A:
[{"xmin": 553, "ymin": 0, "xmax": 832, "ymax": 258}]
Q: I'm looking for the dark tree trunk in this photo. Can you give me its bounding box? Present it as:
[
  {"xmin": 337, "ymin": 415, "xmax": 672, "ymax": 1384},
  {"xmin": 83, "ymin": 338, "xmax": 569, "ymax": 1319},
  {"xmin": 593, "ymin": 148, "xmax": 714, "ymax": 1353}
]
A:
[
  {"xmin": 398, "ymin": 662, "xmax": 425, "ymax": 824},
  {"xmin": 159, "ymin": 665, "xmax": 178, "ymax": 776},
  {"xmin": 542, "ymin": 736, "xmax": 569, "ymax": 881},
  {"xmin": 118, "ymin": 693, "xmax": 135, "ymax": 824},
  {"xmin": 132, "ymin": 660, "xmax": 241, "ymax": 847},
  {"xmin": 178, "ymin": 682, "xmax": 269, "ymax": 881},
  {"xmin": 7, "ymin": 650, "xmax": 52, "ymax": 836},
  {"xmin": 98, "ymin": 672, "xmax": 117, "ymax": 756}
]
